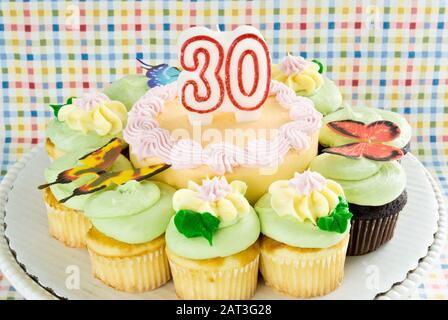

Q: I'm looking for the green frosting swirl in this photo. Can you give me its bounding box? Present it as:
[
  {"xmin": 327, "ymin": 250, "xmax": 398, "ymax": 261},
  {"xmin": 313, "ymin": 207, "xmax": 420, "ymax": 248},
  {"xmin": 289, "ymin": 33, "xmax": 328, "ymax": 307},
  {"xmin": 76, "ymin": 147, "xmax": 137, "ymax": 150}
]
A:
[
  {"xmin": 255, "ymin": 194, "xmax": 349, "ymax": 248},
  {"xmin": 309, "ymin": 153, "xmax": 406, "ymax": 206},
  {"xmin": 103, "ymin": 75, "xmax": 149, "ymax": 111},
  {"xmin": 307, "ymin": 77, "xmax": 343, "ymax": 115},
  {"xmin": 165, "ymin": 208, "xmax": 260, "ymax": 260},
  {"xmin": 44, "ymin": 150, "xmax": 133, "ymax": 211},
  {"xmin": 47, "ymin": 119, "xmax": 117, "ymax": 153},
  {"xmin": 84, "ymin": 181, "xmax": 176, "ymax": 244},
  {"xmin": 320, "ymin": 105, "xmax": 412, "ymax": 149}
]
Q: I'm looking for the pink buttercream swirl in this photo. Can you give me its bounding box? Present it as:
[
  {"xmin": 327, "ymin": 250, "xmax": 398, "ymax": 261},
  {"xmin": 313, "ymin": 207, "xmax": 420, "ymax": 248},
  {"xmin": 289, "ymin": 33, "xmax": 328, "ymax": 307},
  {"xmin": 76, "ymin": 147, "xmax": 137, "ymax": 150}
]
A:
[
  {"xmin": 73, "ymin": 92, "xmax": 110, "ymax": 111},
  {"xmin": 289, "ymin": 104, "xmax": 323, "ymax": 133},
  {"xmin": 133, "ymin": 128, "xmax": 174, "ymax": 161},
  {"xmin": 130, "ymin": 96, "xmax": 164, "ymax": 117},
  {"xmin": 279, "ymin": 122, "xmax": 311, "ymax": 149},
  {"xmin": 245, "ymin": 137, "xmax": 290, "ymax": 168},
  {"xmin": 124, "ymin": 80, "xmax": 322, "ymax": 174},
  {"xmin": 145, "ymin": 82, "xmax": 178, "ymax": 101},
  {"xmin": 279, "ymin": 54, "xmax": 308, "ymax": 75},
  {"xmin": 204, "ymin": 143, "xmax": 245, "ymax": 175},
  {"xmin": 288, "ymin": 170, "xmax": 327, "ymax": 195},
  {"xmin": 196, "ymin": 177, "xmax": 232, "ymax": 202},
  {"xmin": 169, "ymin": 139, "xmax": 204, "ymax": 169},
  {"xmin": 123, "ymin": 115, "xmax": 158, "ymax": 144}
]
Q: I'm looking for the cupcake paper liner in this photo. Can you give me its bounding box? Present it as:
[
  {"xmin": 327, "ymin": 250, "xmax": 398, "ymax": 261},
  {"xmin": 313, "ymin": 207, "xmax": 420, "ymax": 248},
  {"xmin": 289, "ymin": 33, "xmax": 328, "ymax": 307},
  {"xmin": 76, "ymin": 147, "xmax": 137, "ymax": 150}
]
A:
[
  {"xmin": 260, "ymin": 235, "xmax": 349, "ymax": 298},
  {"xmin": 347, "ymin": 212, "xmax": 400, "ymax": 256},
  {"xmin": 43, "ymin": 188, "xmax": 92, "ymax": 248},
  {"xmin": 167, "ymin": 244, "xmax": 260, "ymax": 300},
  {"xmin": 88, "ymin": 244, "xmax": 171, "ymax": 293}
]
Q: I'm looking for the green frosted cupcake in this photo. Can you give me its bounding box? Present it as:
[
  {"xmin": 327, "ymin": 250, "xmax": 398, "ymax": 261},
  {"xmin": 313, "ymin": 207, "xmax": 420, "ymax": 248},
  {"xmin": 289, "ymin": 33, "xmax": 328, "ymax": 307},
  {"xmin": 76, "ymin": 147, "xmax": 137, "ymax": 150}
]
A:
[
  {"xmin": 42, "ymin": 148, "xmax": 132, "ymax": 248},
  {"xmin": 272, "ymin": 54, "xmax": 342, "ymax": 115},
  {"xmin": 103, "ymin": 74, "xmax": 149, "ymax": 111},
  {"xmin": 165, "ymin": 177, "xmax": 260, "ymax": 300},
  {"xmin": 46, "ymin": 92, "xmax": 127, "ymax": 160},
  {"xmin": 84, "ymin": 180, "xmax": 175, "ymax": 292}
]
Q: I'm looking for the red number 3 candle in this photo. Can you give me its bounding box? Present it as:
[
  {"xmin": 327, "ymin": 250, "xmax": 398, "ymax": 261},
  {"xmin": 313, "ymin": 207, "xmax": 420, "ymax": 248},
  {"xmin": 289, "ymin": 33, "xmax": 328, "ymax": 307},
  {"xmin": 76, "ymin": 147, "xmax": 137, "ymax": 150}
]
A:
[{"xmin": 178, "ymin": 26, "xmax": 271, "ymax": 125}]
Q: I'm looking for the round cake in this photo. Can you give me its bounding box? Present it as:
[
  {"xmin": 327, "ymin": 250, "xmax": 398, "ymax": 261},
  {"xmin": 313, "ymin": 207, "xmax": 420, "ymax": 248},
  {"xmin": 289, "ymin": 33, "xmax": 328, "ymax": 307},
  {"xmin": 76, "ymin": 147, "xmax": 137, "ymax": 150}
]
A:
[{"xmin": 123, "ymin": 81, "xmax": 321, "ymax": 203}]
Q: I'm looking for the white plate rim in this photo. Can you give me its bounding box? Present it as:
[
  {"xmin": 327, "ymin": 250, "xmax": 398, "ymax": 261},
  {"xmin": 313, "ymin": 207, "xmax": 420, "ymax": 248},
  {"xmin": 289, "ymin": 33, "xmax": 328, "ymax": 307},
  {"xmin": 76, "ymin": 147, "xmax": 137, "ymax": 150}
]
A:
[{"xmin": 0, "ymin": 146, "xmax": 446, "ymax": 300}]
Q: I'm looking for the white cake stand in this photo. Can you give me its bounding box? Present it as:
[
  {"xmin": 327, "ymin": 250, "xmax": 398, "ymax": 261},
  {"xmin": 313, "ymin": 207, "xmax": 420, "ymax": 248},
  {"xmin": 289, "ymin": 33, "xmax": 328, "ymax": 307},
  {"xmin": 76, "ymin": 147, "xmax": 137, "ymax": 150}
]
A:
[{"xmin": 0, "ymin": 147, "xmax": 446, "ymax": 300}]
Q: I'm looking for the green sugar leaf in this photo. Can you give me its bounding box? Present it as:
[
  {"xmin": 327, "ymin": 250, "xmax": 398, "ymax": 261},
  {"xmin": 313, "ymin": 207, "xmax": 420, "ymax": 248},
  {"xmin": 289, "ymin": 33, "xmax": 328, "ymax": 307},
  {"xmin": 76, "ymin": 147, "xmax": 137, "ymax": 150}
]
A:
[
  {"xmin": 312, "ymin": 59, "xmax": 325, "ymax": 74},
  {"xmin": 317, "ymin": 196, "xmax": 353, "ymax": 233},
  {"xmin": 49, "ymin": 96, "xmax": 76, "ymax": 117},
  {"xmin": 174, "ymin": 210, "xmax": 220, "ymax": 246}
]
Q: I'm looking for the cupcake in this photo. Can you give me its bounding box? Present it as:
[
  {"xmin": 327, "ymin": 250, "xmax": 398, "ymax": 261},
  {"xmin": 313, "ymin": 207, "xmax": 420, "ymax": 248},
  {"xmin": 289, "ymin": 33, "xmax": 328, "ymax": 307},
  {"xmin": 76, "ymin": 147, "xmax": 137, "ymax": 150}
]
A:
[
  {"xmin": 84, "ymin": 180, "xmax": 175, "ymax": 292},
  {"xmin": 41, "ymin": 144, "xmax": 133, "ymax": 248},
  {"xmin": 319, "ymin": 105, "xmax": 412, "ymax": 154},
  {"xmin": 165, "ymin": 177, "xmax": 260, "ymax": 300},
  {"xmin": 254, "ymin": 171, "xmax": 352, "ymax": 298},
  {"xmin": 103, "ymin": 74, "xmax": 149, "ymax": 111},
  {"xmin": 272, "ymin": 54, "xmax": 342, "ymax": 115},
  {"xmin": 46, "ymin": 92, "xmax": 127, "ymax": 160},
  {"xmin": 310, "ymin": 117, "xmax": 408, "ymax": 255}
]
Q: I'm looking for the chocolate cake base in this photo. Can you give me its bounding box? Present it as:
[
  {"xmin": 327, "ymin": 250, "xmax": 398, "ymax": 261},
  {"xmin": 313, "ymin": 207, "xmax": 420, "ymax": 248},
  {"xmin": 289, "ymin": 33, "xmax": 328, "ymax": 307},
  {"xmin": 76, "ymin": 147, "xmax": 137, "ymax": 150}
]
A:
[{"xmin": 347, "ymin": 190, "xmax": 408, "ymax": 256}]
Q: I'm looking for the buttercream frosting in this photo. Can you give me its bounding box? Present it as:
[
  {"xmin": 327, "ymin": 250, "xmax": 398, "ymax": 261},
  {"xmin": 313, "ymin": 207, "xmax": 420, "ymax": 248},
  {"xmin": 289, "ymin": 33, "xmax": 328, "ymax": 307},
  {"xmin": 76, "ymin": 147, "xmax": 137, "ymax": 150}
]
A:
[
  {"xmin": 268, "ymin": 171, "xmax": 345, "ymax": 224},
  {"xmin": 273, "ymin": 55, "xmax": 324, "ymax": 95},
  {"xmin": 123, "ymin": 80, "xmax": 322, "ymax": 174},
  {"xmin": 46, "ymin": 119, "xmax": 116, "ymax": 153},
  {"xmin": 84, "ymin": 181, "xmax": 176, "ymax": 244},
  {"xmin": 103, "ymin": 74, "xmax": 149, "ymax": 111},
  {"xmin": 172, "ymin": 177, "xmax": 250, "ymax": 225},
  {"xmin": 57, "ymin": 92, "xmax": 127, "ymax": 136},
  {"xmin": 309, "ymin": 153, "xmax": 406, "ymax": 206},
  {"xmin": 272, "ymin": 55, "xmax": 343, "ymax": 115},
  {"xmin": 254, "ymin": 171, "xmax": 350, "ymax": 248}
]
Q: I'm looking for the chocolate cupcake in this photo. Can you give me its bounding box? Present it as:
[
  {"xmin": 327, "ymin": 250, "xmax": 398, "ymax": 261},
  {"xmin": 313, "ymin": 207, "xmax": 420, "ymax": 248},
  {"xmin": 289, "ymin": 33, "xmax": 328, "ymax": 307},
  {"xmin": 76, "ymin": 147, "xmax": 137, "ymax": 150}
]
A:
[{"xmin": 310, "ymin": 118, "xmax": 409, "ymax": 255}]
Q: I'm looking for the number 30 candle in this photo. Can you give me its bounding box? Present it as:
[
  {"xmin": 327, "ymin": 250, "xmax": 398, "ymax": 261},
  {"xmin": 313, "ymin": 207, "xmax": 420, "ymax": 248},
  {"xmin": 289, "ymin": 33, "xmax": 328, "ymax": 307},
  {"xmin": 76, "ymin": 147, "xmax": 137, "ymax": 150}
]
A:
[{"xmin": 178, "ymin": 25, "xmax": 271, "ymax": 125}]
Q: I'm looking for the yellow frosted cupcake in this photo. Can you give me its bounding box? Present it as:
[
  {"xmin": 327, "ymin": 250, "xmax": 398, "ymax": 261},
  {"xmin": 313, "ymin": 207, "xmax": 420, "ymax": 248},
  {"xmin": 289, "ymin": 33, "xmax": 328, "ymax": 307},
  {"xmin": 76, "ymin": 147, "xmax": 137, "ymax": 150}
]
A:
[
  {"xmin": 165, "ymin": 177, "xmax": 260, "ymax": 300},
  {"xmin": 41, "ymin": 146, "xmax": 132, "ymax": 248},
  {"xmin": 84, "ymin": 180, "xmax": 175, "ymax": 292},
  {"xmin": 46, "ymin": 92, "xmax": 127, "ymax": 161},
  {"xmin": 254, "ymin": 170, "xmax": 352, "ymax": 298}
]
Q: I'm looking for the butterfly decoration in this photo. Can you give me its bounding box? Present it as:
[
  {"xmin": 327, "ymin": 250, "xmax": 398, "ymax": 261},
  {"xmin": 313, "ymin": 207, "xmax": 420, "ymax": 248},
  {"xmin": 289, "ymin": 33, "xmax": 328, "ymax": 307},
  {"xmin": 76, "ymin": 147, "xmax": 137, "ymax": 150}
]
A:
[
  {"xmin": 137, "ymin": 58, "xmax": 181, "ymax": 88},
  {"xmin": 49, "ymin": 96, "xmax": 76, "ymax": 117},
  {"xmin": 38, "ymin": 138, "xmax": 123, "ymax": 189},
  {"xmin": 322, "ymin": 120, "xmax": 404, "ymax": 161},
  {"xmin": 59, "ymin": 164, "xmax": 171, "ymax": 203}
]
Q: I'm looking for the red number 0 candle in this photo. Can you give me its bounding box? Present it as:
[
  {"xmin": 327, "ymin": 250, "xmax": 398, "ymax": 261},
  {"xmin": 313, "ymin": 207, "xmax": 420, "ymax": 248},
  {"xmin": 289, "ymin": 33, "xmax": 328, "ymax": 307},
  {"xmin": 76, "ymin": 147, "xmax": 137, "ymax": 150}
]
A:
[{"xmin": 178, "ymin": 26, "xmax": 271, "ymax": 125}]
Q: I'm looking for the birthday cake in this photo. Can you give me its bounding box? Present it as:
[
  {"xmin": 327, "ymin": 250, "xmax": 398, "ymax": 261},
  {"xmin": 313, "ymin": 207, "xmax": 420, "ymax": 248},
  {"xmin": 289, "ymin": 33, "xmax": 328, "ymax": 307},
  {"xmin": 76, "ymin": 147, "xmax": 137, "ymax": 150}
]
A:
[{"xmin": 40, "ymin": 25, "xmax": 411, "ymax": 299}]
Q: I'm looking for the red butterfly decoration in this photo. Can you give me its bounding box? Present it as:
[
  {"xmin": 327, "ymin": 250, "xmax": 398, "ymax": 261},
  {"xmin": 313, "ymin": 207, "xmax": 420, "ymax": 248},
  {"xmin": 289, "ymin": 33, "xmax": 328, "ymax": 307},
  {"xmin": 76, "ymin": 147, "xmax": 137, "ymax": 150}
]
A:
[{"xmin": 322, "ymin": 120, "xmax": 404, "ymax": 161}]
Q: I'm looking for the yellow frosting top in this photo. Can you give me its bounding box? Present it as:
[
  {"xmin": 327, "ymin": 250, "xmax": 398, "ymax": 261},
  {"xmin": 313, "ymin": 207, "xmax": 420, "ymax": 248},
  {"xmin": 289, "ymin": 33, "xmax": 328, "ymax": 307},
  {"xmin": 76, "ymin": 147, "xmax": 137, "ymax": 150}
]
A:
[
  {"xmin": 58, "ymin": 92, "xmax": 127, "ymax": 136},
  {"xmin": 172, "ymin": 177, "xmax": 250, "ymax": 224},
  {"xmin": 268, "ymin": 171, "xmax": 344, "ymax": 224},
  {"xmin": 272, "ymin": 55, "xmax": 324, "ymax": 95}
]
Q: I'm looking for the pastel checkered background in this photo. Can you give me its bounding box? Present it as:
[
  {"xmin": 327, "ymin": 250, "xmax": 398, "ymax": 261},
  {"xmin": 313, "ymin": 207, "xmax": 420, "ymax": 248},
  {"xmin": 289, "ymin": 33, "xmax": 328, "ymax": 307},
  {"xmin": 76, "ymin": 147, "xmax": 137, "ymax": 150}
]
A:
[{"xmin": 0, "ymin": 0, "xmax": 447, "ymax": 299}]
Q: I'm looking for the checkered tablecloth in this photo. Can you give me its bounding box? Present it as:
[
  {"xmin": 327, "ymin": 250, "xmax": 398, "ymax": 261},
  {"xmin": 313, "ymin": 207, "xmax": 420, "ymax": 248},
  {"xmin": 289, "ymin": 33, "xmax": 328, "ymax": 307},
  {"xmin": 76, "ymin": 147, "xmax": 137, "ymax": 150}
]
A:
[{"xmin": 0, "ymin": 0, "xmax": 446, "ymax": 300}]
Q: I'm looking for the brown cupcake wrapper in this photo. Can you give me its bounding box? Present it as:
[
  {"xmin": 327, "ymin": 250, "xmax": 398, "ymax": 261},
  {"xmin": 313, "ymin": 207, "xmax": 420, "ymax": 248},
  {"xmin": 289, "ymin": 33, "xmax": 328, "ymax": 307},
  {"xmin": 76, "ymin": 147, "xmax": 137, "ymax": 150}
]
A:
[
  {"xmin": 347, "ymin": 212, "xmax": 400, "ymax": 256},
  {"xmin": 43, "ymin": 188, "xmax": 92, "ymax": 248}
]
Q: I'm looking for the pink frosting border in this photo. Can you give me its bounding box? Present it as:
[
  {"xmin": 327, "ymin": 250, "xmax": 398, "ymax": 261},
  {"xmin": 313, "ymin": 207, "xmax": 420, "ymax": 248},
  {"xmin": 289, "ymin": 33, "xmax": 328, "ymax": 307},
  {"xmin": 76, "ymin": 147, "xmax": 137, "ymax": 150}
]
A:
[{"xmin": 124, "ymin": 80, "xmax": 322, "ymax": 174}]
